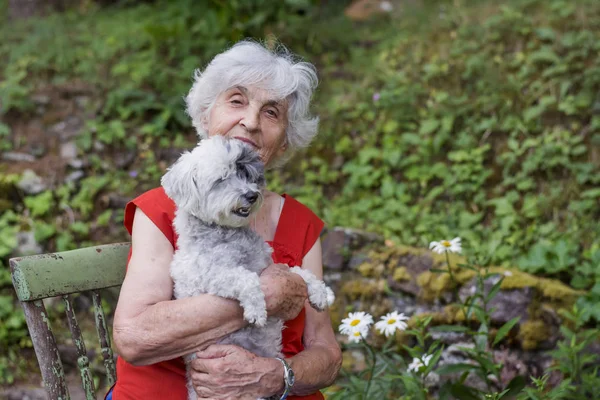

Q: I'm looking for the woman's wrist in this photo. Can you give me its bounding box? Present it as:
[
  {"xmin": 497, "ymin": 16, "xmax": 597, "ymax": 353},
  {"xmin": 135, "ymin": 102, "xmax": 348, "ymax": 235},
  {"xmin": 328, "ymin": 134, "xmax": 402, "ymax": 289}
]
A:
[{"xmin": 263, "ymin": 357, "xmax": 286, "ymax": 397}]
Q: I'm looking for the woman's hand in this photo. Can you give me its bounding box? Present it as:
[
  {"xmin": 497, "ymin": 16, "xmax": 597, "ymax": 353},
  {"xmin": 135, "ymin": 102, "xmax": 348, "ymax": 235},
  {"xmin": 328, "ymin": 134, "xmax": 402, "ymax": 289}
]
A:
[
  {"xmin": 190, "ymin": 344, "xmax": 283, "ymax": 399},
  {"xmin": 260, "ymin": 263, "xmax": 308, "ymax": 321}
]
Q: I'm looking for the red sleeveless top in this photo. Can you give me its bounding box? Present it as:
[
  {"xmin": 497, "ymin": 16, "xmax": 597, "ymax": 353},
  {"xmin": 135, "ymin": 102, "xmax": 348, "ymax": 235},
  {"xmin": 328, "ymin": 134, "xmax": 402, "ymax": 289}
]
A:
[{"xmin": 112, "ymin": 188, "xmax": 325, "ymax": 400}]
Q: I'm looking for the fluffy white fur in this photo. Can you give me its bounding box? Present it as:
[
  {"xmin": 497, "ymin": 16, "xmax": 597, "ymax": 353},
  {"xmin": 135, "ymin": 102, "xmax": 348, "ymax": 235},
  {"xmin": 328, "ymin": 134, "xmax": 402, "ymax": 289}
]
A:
[{"xmin": 161, "ymin": 136, "xmax": 334, "ymax": 400}]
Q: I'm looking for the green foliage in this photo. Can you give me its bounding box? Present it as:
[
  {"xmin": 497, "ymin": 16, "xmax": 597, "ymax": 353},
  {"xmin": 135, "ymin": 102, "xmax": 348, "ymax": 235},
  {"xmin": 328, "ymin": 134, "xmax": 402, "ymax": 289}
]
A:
[
  {"xmin": 0, "ymin": 210, "xmax": 19, "ymax": 258},
  {"xmin": 23, "ymin": 190, "xmax": 54, "ymax": 218},
  {"xmin": 275, "ymin": 0, "xmax": 600, "ymax": 296},
  {"xmin": 0, "ymin": 0, "xmax": 599, "ymax": 389},
  {"xmin": 549, "ymin": 306, "xmax": 600, "ymax": 398},
  {"xmin": 333, "ymin": 244, "xmax": 599, "ymax": 399}
]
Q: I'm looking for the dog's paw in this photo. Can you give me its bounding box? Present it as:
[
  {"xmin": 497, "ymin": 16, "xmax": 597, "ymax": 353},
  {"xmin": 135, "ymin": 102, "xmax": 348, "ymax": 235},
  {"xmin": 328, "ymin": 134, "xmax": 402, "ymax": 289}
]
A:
[
  {"xmin": 243, "ymin": 307, "xmax": 268, "ymax": 327},
  {"xmin": 326, "ymin": 287, "xmax": 335, "ymax": 306},
  {"xmin": 308, "ymin": 283, "xmax": 331, "ymax": 312}
]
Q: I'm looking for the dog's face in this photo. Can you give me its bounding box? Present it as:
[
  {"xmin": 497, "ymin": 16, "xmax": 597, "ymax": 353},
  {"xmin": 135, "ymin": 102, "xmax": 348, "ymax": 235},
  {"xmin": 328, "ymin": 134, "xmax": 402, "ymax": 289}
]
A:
[{"xmin": 161, "ymin": 136, "xmax": 266, "ymax": 227}]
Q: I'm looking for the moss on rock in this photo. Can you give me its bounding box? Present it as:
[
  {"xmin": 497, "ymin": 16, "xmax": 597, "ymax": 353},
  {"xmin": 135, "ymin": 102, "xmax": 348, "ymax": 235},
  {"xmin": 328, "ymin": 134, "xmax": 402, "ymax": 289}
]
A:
[
  {"xmin": 340, "ymin": 278, "xmax": 385, "ymax": 301},
  {"xmin": 416, "ymin": 271, "xmax": 452, "ymax": 302},
  {"xmin": 393, "ymin": 266, "xmax": 411, "ymax": 282},
  {"xmin": 518, "ymin": 320, "xmax": 550, "ymax": 350},
  {"xmin": 358, "ymin": 262, "xmax": 386, "ymax": 278}
]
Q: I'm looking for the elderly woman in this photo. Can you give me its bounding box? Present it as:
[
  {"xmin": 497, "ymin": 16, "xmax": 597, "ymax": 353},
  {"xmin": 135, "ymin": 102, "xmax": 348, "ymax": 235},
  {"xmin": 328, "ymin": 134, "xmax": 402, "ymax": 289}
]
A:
[{"xmin": 110, "ymin": 41, "xmax": 342, "ymax": 400}]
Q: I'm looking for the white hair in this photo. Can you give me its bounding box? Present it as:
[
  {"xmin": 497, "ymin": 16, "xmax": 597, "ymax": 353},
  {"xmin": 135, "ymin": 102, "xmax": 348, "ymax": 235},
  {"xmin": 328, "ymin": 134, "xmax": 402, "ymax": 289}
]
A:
[{"xmin": 185, "ymin": 40, "xmax": 319, "ymax": 167}]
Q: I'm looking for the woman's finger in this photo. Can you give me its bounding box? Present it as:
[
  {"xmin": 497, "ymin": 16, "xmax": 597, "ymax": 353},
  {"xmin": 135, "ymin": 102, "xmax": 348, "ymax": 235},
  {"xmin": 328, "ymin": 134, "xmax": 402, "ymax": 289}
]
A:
[
  {"xmin": 195, "ymin": 384, "xmax": 214, "ymax": 399},
  {"xmin": 191, "ymin": 356, "xmax": 219, "ymax": 373}
]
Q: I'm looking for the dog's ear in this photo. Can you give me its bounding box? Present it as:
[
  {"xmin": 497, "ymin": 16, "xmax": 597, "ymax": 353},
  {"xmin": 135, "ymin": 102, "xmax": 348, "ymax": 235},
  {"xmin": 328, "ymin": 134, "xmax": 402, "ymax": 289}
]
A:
[{"xmin": 161, "ymin": 151, "xmax": 199, "ymax": 211}]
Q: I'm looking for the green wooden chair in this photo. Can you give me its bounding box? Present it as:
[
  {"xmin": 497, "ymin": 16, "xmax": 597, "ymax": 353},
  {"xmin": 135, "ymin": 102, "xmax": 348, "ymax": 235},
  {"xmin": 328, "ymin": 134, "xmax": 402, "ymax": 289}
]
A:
[{"xmin": 9, "ymin": 243, "xmax": 130, "ymax": 400}]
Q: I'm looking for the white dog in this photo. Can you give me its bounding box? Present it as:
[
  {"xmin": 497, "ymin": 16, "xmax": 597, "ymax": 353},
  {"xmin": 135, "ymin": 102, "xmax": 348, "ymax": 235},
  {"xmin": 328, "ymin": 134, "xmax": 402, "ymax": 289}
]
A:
[{"xmin": 161, "ymin": 136, "xmax": 333, "ymax": 400}]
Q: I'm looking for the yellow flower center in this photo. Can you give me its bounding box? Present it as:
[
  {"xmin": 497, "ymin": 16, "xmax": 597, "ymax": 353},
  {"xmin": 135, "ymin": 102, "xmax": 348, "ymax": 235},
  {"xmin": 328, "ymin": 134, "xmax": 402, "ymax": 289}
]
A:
[
  {"xmin": 442, "ymin": 240, "xmax": 451, "ymax": 247},
  {"xmin": 387, "ymin": 319, "xmax": 396, "ymax": 325},
  {"xmin": 353, "ymin": 331, "xmax": 361, "ymax": 337},
  {"xmin": 350, "ymin": 319, "xmax": 360, "ymax": 326}
]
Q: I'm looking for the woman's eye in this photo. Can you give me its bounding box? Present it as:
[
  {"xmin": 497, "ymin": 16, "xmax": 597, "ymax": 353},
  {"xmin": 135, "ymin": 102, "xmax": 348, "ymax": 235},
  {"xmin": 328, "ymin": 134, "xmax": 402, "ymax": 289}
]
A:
[
  {"xmin": 266, "ymin": 109, "xmax": 278, "ymax": 118},
  {"xmin": 231, "ymin": 99, "xmax": 243, "ymax": 105}
]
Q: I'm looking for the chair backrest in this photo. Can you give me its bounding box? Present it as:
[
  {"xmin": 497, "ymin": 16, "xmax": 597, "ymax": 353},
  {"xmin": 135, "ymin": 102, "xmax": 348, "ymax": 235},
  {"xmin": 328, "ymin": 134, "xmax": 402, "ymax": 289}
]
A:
[{"xmin": 9, "ymin": 242, "xmax": 130, "ymax": 400}]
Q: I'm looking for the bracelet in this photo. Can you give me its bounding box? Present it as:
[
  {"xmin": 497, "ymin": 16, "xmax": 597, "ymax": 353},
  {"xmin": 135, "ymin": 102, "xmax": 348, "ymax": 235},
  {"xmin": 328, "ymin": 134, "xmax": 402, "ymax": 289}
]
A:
[{"xmin": 274, "ymin": 357, "xmax": 295, "ymax": 400}]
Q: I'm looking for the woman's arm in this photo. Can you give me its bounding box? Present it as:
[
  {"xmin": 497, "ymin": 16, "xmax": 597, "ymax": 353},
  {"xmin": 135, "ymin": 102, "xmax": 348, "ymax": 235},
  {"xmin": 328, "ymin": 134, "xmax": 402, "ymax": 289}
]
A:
[
  {"xmin": 189, "ymin": 239, "xmax": 342, "ymax": 398},
  {"xmin": 113, "ymin": 208, "xmax": 308, "ymax": 366},
  {"xmin": 287, "ymin": 239, "xmax": 343, "ymax": 395}
]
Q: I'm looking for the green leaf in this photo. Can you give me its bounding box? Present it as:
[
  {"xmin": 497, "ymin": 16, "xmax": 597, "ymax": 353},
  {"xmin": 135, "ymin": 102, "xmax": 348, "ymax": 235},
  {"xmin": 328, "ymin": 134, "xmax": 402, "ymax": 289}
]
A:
[
  {"xmin": 502, "ymin": 375, "xmax": 526, "ymax": 398},
  {"xmin": 493, "ymin": 317, "xmax": 520, "ymax": 346},
  {"xmin": 419, "ymin": 119, "xmax": 440, "ymax": 135},
  {"xmin": 449, "ymin": 382, "xmax": 482, "ymax": 400},
  {"xmin": 430, "ymin": 325, "xmax": 471, "ymax": 333},
  {"xmin": 486, "ymin": 277, "xmax": 504, "ymax": 302}
]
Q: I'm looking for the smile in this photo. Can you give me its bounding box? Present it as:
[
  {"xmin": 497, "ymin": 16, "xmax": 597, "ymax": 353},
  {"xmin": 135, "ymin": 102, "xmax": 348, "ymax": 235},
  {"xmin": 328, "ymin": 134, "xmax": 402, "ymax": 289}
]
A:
[{"xmin": 233, "ymin": 136, "xmax": 259, "ymax": 149}]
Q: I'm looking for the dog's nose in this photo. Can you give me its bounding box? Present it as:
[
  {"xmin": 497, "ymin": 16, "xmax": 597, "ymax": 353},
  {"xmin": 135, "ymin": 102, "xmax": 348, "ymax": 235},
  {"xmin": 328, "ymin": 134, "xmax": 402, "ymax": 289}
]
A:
[{"xmin": 244, "ymin": 191, "xmax": 259, "ymax": 204}]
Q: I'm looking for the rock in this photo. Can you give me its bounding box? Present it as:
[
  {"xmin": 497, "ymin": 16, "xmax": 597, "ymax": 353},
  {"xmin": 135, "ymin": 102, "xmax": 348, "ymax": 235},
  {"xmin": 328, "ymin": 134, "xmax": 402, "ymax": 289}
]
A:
[
  {"xmin": 60, "ymin": 141, "xmax": 78, "ymax": 160},
  {"xmin": 347, "ymin": 253, "xmax": 371, "ymax": 271},
  {"xmin": 323, "ymin": 271, "xmax": 343, "ymax": 286},
  {"xmin": 65, "ymin": 170, "xmax": 85, "ymax": 184},
  {"xmin": 322, "ymin": 229, "xmax": 347, "ymax": 270},
  {"xmin": 495, "ymin": 348, "xmax": 531, "ymax": 387},
  {"xmin": 429, "ymin": 330, "xmax": 469, "ymax": 345},
  {"xmin": 344, "ymin": 228, "xmax": 384, "ymax": 249},
  {"xmin": 68, "ymin": 158, "xmax": 88, "ymax": 169},
  {"xmin": 459, "ymin": 276, "xmax": 533, "ymax": 325},
  {"xmin": 2, "ymin": 151, "xmax": 36, "ymax": 163},
  {"xmin": 436, "ymin": 342, "xmax": 493, "ymax": 392},
  {"xmin": 28, "ymin": 142, "xmax": 47, "ymax": 158},
  {"xmin": 391, "ymin": 295, "xmax": 419, "ymax": 316},
  {"xmin": 322, "ymin": 227, "xmax": 384, "ymax": 271},
  {"xmin": 15, "ymin": 231, "xmax": 43, "ymax": 256},
  {"xmin": 50, "ymin": 116, "xmax": 83, "ymax": 141},
  {"xmin": 388, "ymin": 252, "xmax": 434, "ymax": 296},
  {"xmin": 17, "ymin": 169, "xmax": 47, "ymax": 194}
]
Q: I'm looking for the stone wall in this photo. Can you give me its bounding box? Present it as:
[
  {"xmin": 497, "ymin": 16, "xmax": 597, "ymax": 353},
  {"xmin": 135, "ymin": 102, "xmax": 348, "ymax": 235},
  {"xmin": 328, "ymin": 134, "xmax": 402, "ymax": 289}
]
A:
[{"xmin": 320, "ymin": 227, "xmax": 591, "ymax": 391}]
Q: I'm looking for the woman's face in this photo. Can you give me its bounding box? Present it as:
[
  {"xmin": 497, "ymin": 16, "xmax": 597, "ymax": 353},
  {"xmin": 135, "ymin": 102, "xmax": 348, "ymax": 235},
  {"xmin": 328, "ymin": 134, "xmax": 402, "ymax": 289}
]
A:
[{"xmin": 205, "ymin": 85, "xmax": 289, "ymax": 166}]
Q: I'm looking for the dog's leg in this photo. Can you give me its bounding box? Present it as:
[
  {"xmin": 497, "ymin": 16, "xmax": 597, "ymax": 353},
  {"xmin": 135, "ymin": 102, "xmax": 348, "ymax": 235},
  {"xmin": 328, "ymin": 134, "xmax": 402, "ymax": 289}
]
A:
[
  {"xmin": 205, "ymin": 266, "xmax": 268, "ymax": 326},
  {"xmin": 289, "ymin": 267, "xmax": 334, "ymax": 311}
]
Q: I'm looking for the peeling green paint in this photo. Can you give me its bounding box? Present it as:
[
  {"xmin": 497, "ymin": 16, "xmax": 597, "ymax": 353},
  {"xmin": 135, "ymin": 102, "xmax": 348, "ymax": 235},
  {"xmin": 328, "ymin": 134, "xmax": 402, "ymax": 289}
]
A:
[
  {"xmin": 12, "ymin": 244, "xmax": 131, "ymax": 399},
  {"xmin": 9, "ymin": 243, "xmax": 130, "ymax": 301}
]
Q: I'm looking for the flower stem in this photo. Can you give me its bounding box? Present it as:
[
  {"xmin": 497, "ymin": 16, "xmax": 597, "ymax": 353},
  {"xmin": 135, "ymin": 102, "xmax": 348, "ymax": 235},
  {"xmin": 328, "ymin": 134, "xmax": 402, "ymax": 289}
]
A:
[
  {"xmin": 445, "ymin": 251, "xmax": 455, "ymax": 282},
  {"xmin": 363, "ymin": 340, "xmax": 377, "ymax": 399}
]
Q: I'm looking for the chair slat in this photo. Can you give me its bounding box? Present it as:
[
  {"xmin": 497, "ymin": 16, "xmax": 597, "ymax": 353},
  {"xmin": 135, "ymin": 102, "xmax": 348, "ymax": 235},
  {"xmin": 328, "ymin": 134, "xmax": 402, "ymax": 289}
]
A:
[
  {"xmin": 63, "ymin": 295, "xmax": 97, "ymax": 400},
  {"xmin": 10, "ymin": 243, "xmax": 130, "ymax": 301},
  {"xmin": 21, "ymin": 299, "xmax": 70, "ymax": 399},
  {"xmin": 92, "ymin": 290, "xmax": 117, "ymax": 386}
]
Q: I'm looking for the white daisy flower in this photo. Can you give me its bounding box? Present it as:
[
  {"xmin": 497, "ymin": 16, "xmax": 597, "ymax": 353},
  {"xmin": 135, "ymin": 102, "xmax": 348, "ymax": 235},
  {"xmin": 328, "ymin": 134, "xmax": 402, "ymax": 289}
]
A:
[
  {"xmin": 407, "ymin": 354, "xmax": 434, "ymax": 373},
  {"xmin": 429, "ymin": 237, "xmax": 462, "ymax": 254},
  {"xmin": 348, "ymin": 328, "xmax": 368, "ymax": 343},
  {"xmin": 339, "ymin": 312, "xmax": 374, "ymax": 335},
  {"xmin": 375, "ymin": 311, "xmax": 409, "ymax": 337}
]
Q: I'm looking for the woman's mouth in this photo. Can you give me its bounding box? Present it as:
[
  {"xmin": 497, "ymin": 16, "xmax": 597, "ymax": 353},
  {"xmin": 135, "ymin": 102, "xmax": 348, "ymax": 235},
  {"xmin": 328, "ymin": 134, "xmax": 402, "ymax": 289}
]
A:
[{"xmin": 233, "ymin": 136, "xmax": 259, "ymax": 149}]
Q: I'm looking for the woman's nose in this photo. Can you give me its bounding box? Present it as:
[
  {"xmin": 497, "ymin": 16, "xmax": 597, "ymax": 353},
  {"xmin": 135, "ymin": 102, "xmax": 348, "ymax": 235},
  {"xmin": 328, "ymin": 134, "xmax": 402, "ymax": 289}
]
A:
[{"xmin": 239, "ymin": 108, "xmax": 260, "ymax": 132}]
